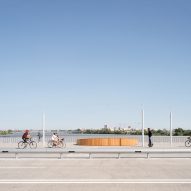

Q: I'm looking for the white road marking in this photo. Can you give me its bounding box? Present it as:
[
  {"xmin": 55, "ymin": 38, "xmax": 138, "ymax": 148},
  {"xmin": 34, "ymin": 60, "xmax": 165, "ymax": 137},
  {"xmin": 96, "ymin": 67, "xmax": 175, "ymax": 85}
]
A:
[
  {"xmin": 0, "ymin": 167, "xmax": 46, "ymax": 169},
  {"xmin": 0, "ymin": 179, "xmax": 191, "ymax": 184}
]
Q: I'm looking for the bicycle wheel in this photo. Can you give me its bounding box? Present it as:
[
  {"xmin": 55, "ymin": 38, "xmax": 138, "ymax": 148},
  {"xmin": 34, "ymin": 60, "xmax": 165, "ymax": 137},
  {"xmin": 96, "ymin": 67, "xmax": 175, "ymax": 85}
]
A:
[
  {"xmin": 185, "ymin": 140, "xmax": 191, "ymax": 147},
  {"xmin": 18, "ymin": 141, "xmax": 27, "ymax": 149},
  {"xmin": 29, "ymin": 141, "xmax": 37, "ymax": 149},
  {"xmin": 57, "ymin": 141, "xmax": 64, "ymax": 148},
  {"xmin": 62, "ymin": 142, "xmax": 66, "ymax": 148},
  {"xmin": 47, "ymin": 140, "xmax": 53, "ymax": 148}
]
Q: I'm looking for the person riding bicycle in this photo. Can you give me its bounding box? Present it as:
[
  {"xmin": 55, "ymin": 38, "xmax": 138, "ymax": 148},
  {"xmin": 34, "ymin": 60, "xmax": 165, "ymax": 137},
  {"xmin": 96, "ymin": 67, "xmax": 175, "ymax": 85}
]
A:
[
  {"xmin": 22, "ymin": 130, "xmax": 31, "ymax": 143},
  {"xmin": 51, "ymin": 133, "xmax": 59, "ymax": 146}
]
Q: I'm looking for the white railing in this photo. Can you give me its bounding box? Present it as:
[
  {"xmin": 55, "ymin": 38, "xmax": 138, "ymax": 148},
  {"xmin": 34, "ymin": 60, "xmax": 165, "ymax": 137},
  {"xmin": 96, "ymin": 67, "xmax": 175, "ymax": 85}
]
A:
[{"xmin": 0, "ymin": 135, "xmax": 189, "ymax": 145}]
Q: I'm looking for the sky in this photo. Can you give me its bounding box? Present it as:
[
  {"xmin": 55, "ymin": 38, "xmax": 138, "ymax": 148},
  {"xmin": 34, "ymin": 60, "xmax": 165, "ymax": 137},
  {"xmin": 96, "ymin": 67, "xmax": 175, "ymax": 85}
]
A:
[{"xmin": 0, "ymin": 0, "xmax": 191, "ymax": 130}]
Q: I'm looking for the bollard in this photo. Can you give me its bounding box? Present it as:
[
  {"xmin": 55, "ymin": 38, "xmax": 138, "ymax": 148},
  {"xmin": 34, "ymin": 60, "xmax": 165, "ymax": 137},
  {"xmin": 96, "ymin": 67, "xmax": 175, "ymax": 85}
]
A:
[
  {"xmin": 15, "ymin": 153, "xmax": 18, "ymax": 159},
  {"xmin": 59, "ymin": 153, "xmax": 62, "ymax": 159}
]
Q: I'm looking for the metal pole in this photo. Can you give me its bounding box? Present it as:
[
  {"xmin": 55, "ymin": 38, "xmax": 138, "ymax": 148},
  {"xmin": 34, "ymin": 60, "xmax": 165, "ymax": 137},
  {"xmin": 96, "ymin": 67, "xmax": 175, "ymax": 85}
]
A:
[
  {"xmin": 142, "ymin": 109, "xmax": 144, "ymax": 147},
  {"xmin": 42, "ymin": 112, "xmax": 46, "ymax": 147},
  {"xmin": 170, "ymin": 112, "xmax": 172, "ymax": 146}
]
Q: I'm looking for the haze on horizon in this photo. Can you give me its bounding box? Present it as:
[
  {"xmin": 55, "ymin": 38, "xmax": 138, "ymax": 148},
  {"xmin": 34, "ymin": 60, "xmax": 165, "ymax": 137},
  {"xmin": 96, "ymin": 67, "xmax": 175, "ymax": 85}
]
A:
[{"xmin": 0, "ymin": 0, "xmax": 191, "ymax": 130}]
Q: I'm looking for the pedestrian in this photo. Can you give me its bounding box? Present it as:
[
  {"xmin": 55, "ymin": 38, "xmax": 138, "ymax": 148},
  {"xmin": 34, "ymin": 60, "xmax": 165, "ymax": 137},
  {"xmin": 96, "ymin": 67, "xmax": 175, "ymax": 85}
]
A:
[
  {"xmin": 148, "ymin": 128, "xmax": 153, "ymax": 147},
  {"xmin": 37, "ymin": 131, "xmax": 42, "ymax": 143}
]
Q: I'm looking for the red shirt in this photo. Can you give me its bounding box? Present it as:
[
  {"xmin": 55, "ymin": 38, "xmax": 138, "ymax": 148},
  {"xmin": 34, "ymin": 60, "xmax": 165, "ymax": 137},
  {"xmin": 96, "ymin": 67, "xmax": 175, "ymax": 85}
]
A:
[{"xmin": 22, "ymin": 132, "xmax": 29, "ymax": 139}]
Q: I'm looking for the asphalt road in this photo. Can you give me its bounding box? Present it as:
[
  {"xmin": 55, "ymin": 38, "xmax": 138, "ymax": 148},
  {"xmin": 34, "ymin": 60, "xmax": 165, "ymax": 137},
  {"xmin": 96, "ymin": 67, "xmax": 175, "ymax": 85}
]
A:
[{"xmin": 0, "ymin": 158, "xmax": 191, "ymax": 191}]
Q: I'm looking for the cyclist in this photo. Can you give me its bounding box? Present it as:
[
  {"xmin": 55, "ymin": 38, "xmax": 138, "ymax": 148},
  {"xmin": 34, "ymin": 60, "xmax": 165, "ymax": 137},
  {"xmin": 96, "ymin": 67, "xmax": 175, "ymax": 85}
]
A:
[
  {"xmin": 22, "ymin": 130, "xmax": 31, "ymax": 143},
  {"xmin": 51, "ymin": 133, "xmax": 59, "ymax": 146}
]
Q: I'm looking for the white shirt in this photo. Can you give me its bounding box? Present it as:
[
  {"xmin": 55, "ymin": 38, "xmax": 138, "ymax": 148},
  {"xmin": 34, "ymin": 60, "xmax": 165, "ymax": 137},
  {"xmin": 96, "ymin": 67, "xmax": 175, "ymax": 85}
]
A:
[{"xmin": 51, "ymin": 134, "xmax": 58, "ymax": 141}]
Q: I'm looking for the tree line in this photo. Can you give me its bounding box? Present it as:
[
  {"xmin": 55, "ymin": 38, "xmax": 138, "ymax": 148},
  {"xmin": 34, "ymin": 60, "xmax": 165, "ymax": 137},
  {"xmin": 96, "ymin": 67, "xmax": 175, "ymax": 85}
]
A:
[
  {"xmin": 74, "ymin": 127, "xmax": 191, "ymax": 136},
  {"xmin": 0, "ymin": 130, "xmax": 13, "ymax": 135}
]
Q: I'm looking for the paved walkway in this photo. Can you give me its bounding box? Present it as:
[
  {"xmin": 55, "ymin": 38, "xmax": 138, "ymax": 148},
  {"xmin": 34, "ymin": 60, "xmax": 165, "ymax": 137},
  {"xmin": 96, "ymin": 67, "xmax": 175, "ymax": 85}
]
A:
[{"xmin": 0, "ymin": 141, "xmax": 189, "ymax": 149}]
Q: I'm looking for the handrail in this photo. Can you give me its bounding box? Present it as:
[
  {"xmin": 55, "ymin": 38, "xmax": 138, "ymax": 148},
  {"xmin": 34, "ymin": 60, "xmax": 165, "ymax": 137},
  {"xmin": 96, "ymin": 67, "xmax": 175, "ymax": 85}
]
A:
[{"xmin": 0, "ymin": 149, "xmax": 191, "ymax": 159}]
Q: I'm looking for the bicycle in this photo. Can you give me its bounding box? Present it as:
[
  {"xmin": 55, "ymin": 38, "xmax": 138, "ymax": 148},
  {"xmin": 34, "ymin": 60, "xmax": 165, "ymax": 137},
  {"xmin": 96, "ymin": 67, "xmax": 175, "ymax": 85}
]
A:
[
  {"xmin": 18, "ymin": 138, "xmax": 37, "ymax": 149},
  {"xmin": 47, "ymin": 138, "xmax": 66, "ymax": 148},
  {"xmin": 185, "ymin": 136, "xmax": 191, "ymax": 147}
]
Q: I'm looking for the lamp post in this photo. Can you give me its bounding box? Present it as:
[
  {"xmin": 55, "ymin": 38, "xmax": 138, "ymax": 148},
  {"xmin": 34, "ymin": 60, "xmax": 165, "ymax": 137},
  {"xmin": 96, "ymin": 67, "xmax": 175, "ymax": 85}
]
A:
[
  {"xmin": 42, "ymin": 112, "xmax": 46, "ymax": 147},
  {"xmin": 170, "ymin": 112, "xmax": 172, "ymax": 146},
  {"xmin": 142, "ymin": 109, "xmax": 144, "ymax": 147}
]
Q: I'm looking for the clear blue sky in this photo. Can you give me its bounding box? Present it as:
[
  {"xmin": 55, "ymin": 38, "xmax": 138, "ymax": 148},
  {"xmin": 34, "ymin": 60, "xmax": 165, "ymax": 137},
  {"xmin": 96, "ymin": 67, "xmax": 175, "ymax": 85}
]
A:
[{"xmin": 0, "ymin": 0, "xmax": 191, "ymax": 130}]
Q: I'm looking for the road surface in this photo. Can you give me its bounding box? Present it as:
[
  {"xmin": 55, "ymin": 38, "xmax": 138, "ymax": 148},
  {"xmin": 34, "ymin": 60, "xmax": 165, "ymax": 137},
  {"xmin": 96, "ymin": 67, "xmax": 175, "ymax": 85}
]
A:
[{"xmin": 0, "ymin": 158, "xmax": 191, "ymax": 190}]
